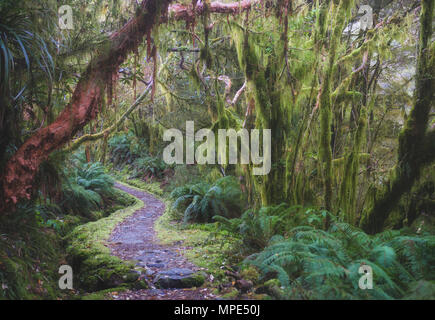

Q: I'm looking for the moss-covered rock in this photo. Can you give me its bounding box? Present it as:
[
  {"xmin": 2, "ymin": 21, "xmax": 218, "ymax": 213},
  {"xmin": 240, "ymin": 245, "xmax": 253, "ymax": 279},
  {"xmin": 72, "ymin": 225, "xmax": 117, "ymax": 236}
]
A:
[
  {"xmin": 154, "ymin": 268, "xmax": 206, "ymax": 289},
  {"xmin": 81, "ymin": 285, "xmax": 130, "ymax": 300},
  {"xmin": 221, "ymin": 288, "xmax": 239, "ymax": 299},
  {"xmin": 240, "ymin": 266, "xmax": 260, "ymax": 284}
]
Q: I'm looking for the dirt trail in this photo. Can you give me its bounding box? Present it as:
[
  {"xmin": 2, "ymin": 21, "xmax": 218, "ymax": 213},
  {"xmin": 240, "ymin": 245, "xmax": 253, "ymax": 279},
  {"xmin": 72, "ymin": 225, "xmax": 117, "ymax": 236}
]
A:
[{"xmin": 107, "ymin": 182, "xmax": 217, "ymax": 300}]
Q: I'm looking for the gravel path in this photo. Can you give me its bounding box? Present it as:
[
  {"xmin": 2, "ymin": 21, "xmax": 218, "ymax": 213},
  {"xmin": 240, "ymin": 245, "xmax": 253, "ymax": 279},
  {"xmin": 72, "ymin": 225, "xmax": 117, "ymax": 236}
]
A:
[{"xmin": 107, "ymin": 182, "xmax": 218, "ymax": 300}]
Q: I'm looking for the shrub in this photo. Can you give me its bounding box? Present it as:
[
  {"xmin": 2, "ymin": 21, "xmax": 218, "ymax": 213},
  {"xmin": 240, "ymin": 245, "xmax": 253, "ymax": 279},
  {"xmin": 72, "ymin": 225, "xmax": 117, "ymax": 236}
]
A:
[
  {"xmin": 108, "ymin": 132, "xmax": 138, "ymax": 167},
  {"xmin": 170, "ymin": 176, "xmax": 244, "ymax": 223},
  {"xmin": 215, "ymin": 204, "xmax": 322, "ymax": 251},
  {"xmin": 74, "ymin": 162, "xmax": 115, "ymax": 198},
  {"xmin": 60, "ymin": 161, "xmax": 115, "ymax": 217},
  {"xmin": 130, "ymin": 156, "xmax": 168, "ymax": 180},
  {"xmin": 247, "ymin": 219, "xmax": 435, "ymax": 299}
]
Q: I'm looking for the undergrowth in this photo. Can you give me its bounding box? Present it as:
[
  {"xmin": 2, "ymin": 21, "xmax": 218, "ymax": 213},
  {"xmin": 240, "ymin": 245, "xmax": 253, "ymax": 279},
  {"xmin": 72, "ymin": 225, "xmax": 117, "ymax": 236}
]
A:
[{"xmin": 217, "ymin": 207, "xmax": 435, "ymax": 300}]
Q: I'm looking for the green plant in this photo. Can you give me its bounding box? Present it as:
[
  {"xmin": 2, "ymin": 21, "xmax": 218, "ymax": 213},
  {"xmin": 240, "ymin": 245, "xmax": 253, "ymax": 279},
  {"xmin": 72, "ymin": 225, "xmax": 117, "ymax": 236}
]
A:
[
  {"xmin": 130, "ymin": 155, "xmax": 168, "ymax": 180},
  {"xmin": 215, "ymin": 204, "xmax": 323, "ymax": 251},
  {"xmin": 60, "ymin": 160, "xmax": 115, "ymax": 217},
  {"xmin": 108, "ymin": 132, "xmax": 140, "ymax": 167},
  {"xmin": 0, "ymin": 203, "xmax": 63, "ymax": 299},
  {"xmin": 247, "ymin": 221, "xmax": 435, "ymax": 300},
  {"xmin": 74, "ymin": 162, "xmax": 115, "ymax": 198},
  {"xmin": 60, "ymin": 183, "xmax": 102, "ymax": 217},
  {"xmin": 170, "ymin": 176, "xmax": 244, "ymax": 223}
]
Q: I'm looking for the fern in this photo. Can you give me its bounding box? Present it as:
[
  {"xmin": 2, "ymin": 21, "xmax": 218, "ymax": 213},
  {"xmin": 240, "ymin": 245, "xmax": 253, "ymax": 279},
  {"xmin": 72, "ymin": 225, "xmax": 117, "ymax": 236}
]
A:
[
  {"xmin": 170, "ymin": 176, "xmax": 243, "ymax": 223},
  {"xmin": 130, "ymin": 155, "xmax": 168, "ymax": 180},
  {"xmin": 248, "ymin": 222, "xmax": 435, "ymax": 300},
  {"xmin": 60, "ymin": 160, "xmax": 115, "ymax": 217},
  {"xmin": 217, "ymin": 204, "xmax": 315, "ymax": 251},
  {"xmin": 74, "ymin": 162, "xmax": 114, "ymax": 197}
]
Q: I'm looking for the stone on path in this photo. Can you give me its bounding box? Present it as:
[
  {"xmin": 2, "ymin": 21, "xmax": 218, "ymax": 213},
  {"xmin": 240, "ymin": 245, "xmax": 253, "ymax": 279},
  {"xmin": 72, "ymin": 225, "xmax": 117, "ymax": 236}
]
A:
[{"xmin": 154, "ymin": 268, "xmax": 206, "ymax": 289}]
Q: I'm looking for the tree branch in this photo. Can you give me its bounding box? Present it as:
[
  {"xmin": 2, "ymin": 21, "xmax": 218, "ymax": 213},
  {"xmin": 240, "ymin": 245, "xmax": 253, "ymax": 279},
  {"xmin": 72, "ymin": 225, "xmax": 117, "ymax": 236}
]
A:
[
  {"xmin": 1, "ymin": 0, "xmax": 172, "ymax": 210},
  {"xmin": 65, "ymin": 83, "xmax": 152, "ymax": 152},
  {"xmin": 168, "ymin": 0, "xmax": 259, "ymax": 21}
]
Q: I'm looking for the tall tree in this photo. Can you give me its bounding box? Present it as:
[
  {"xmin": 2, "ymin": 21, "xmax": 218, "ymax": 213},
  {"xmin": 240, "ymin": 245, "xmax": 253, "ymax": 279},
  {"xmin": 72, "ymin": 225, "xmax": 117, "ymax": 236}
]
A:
[
  {"xmin": 360, "ymin": 0, "xmax": 435, "ymax": 234},
  {"xmin": 0, "ymin": 0, "xmax": 172, "ymax": 210}
]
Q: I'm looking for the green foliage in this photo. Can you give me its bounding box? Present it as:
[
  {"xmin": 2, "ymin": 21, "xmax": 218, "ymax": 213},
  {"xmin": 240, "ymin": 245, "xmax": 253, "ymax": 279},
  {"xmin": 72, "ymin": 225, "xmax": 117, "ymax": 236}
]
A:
[
  {"xmin": 247, "ymin": 221, "xmax": 435, "ymax": 299},
  {"xmin": 216, "ymin": 204, "xmax": 327, "ymax": 252},
  {"xmin": 170, "ymin": 176, "xmax": 244, "ymax": 223},
  {"xmin": 108, "ymin": 132, "xmax": 138, "ymax": 167},
  {"xmin": 108, "ymin": 132, "xmax": 169, "ymax": 181},
  {"xmin": 130, "ymin": 155, "xmax": 168, "ymax": 180},
  {"xmin": 61, "ymin": 161, "xmax": 115, "ymax": 217},
  {"xmin": 74, "ymin": 162, "xmax": 115, "ymax": 198},
  {"xmin": 61, "ymin": 184, "xmax": 102, "ymax": 217},
  {"xmin": 0, "ymin": 204, "xmax": 64, "ymax": 300}
]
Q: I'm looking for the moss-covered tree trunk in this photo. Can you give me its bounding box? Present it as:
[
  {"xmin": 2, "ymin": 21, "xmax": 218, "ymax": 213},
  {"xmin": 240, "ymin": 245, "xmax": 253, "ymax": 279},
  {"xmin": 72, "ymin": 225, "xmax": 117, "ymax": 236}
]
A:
[
  {"xmin": 318, "ymin": 0, "xmax": 351, "ymax": 213},
  {"xmin": 234, "ymin": 24, "xmax": 290, "ymax": 206},
  {"xmin": 360, "ymin": 0, "xmax": 435, "ymax": 234},
  {"xmin": 0, "ymin": 0, "xmax": 172, "ymax": 211}
]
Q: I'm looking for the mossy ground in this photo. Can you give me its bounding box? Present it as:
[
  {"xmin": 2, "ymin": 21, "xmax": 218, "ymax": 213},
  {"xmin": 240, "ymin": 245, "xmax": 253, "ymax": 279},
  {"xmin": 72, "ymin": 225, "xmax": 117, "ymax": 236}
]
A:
[
  {"xmin": 155, "ymin": 200, "xmax": 242, "ymax": 284},
  {"xmin": 111, "ymin": 171, "xmax": 163, "ymax": 196},
  {"xmin": 113, "ymin": 173, "xmax": 245, "ymax": 288},
  {"xmin": 80, "ymin": 285, "xmax": 131, "ymax": 300},
  {"xmin": 0, "ymin": 214, "xmax": 67, "ymax": 299},
  {"xmin": 0, "ymin": 186, "xmax": 146, "ymax": 300},
  {"xmin": 65, "ymin": 188, "xmax": 146, "ymax": 292}
]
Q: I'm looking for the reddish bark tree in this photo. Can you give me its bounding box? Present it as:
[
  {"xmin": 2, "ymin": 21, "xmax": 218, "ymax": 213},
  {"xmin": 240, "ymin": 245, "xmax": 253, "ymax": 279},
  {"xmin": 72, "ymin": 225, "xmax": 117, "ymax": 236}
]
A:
[
  {"xmin": 1, "ymin": 0, "xmax": 172, "ymax": 211},
  {"xmin": 0, "ymin": 0, "xmax": 259, "ymax": 212}
]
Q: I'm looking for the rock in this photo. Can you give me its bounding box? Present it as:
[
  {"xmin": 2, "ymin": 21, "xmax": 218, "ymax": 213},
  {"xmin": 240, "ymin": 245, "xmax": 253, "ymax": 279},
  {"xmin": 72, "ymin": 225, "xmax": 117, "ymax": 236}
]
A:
[
  {"xmin": 154, "ymin": 268, "xmax": 206, "ymax": 289},
  {"xmin": 143, "ymin": 267, "xmax": 155, "ymax": 276},
  {"xmin": 235, "ymin": 279, "xmax": 253, "ymax": 293},
  {"xmin": 123, "ymin": 270, "xmax": 141, "ymax": 282},
  {"xmin": 146, "ymin": 263, "xmax": 166, "ymax": 268}
]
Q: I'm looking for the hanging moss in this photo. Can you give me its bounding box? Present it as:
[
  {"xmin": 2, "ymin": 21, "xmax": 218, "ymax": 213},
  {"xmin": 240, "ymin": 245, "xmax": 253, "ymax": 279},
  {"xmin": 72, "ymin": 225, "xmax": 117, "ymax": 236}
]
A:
[
  {"xmin": 231, "ymin": 20, "xmax": 292, "ymax": 206},
  {"xmin": 360, "ymin": 0, "xmax": 435, "ymax": 234},
  {"xmin": 200, "ymin": 0, "xmax": 213, "ymax": 68},
  {"xmin": 338, "ymin": 106, "xmax": 367, "ymax": 223},
  {"xmin": 317, "ymin": 0, "xmax": 352, "ymax": 213}
]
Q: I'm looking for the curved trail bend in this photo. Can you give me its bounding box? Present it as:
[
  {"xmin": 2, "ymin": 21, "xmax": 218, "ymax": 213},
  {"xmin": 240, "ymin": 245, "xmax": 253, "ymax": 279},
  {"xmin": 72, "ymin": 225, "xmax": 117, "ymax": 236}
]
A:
[{"xmin": 107, "ymin": 182, "xmax": 217, "ymax": 300}]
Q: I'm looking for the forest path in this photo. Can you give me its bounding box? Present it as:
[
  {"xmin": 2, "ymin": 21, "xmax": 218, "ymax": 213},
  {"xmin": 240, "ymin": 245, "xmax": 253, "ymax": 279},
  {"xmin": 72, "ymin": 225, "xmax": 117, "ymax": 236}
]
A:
[{"xmin": 107, "ymin": 182, "xmax": 217, "ymax": 300}]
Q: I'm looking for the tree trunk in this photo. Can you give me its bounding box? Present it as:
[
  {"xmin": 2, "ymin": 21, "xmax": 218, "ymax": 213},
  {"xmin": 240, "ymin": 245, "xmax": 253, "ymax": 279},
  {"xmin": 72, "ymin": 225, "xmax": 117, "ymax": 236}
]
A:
[
  {"xmin": 0, "ymin": 0, "xmax": 171, "ymax": 211},
  {"xmin": 360, "ymin": 0, "xmax": 435, "ymax": 234},
  {"xmin": 0, "ymin": 0, "xmax": 259, "ymax": 212}
]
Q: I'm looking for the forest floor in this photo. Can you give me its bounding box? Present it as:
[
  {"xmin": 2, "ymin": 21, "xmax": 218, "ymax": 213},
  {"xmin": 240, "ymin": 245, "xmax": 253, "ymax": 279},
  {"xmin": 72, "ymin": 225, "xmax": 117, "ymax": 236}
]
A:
[{"xmin": 106, "ymin": 182, "xmax": 219, "ymax": 300}]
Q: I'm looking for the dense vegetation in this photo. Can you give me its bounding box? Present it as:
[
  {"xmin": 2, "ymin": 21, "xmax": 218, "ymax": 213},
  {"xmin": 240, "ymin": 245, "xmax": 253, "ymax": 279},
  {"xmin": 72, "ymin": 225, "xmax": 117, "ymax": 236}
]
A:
[{"xmin": 0, "ymin": 0, "xmax": 434, "ymax": 300}]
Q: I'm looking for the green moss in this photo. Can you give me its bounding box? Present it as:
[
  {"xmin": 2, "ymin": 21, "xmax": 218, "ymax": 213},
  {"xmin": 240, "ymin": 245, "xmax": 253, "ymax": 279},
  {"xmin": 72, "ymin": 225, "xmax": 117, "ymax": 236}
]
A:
[
  {"xmin": 361, "ymin": 0, "xmax": 435, "ymax": 234},
  {"xmin": 221, "ymin": 288, "xmax": 239, "ymax": 299},
  {"xmin": 240, "ymin": 266, "xmax": 260, "ymax": 284},
  {"xmin": 81, "ymin": 285, "xmax": 130, "ymax": 300},
  {"xmin": 65, "ymin": 188, "xmax": 144, "ymax": 291},
  {"xmin": 180, "ymin": 272, "xmax": 206, "ymax": 288},
  {"xmin": 231, "ymin": 23, "xmax": 291, "ymax": 206},
  {"xmin": 114, "ymin": 174, "xmax": 163, "ymax": 196},
  {"xmin": 338, "ymin": 107, "xmax": 367, "ymax": 223},
  {"xmin": 264, "ymin": 279, "xmax": 281, "ymax": 287},
  {"xmin": 0, "ymin": 215, "xmax": 65, "ymax": 300},
  {"xmin": 154, "ymin": 198, "xmax": 239, "ymax": 284}
]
